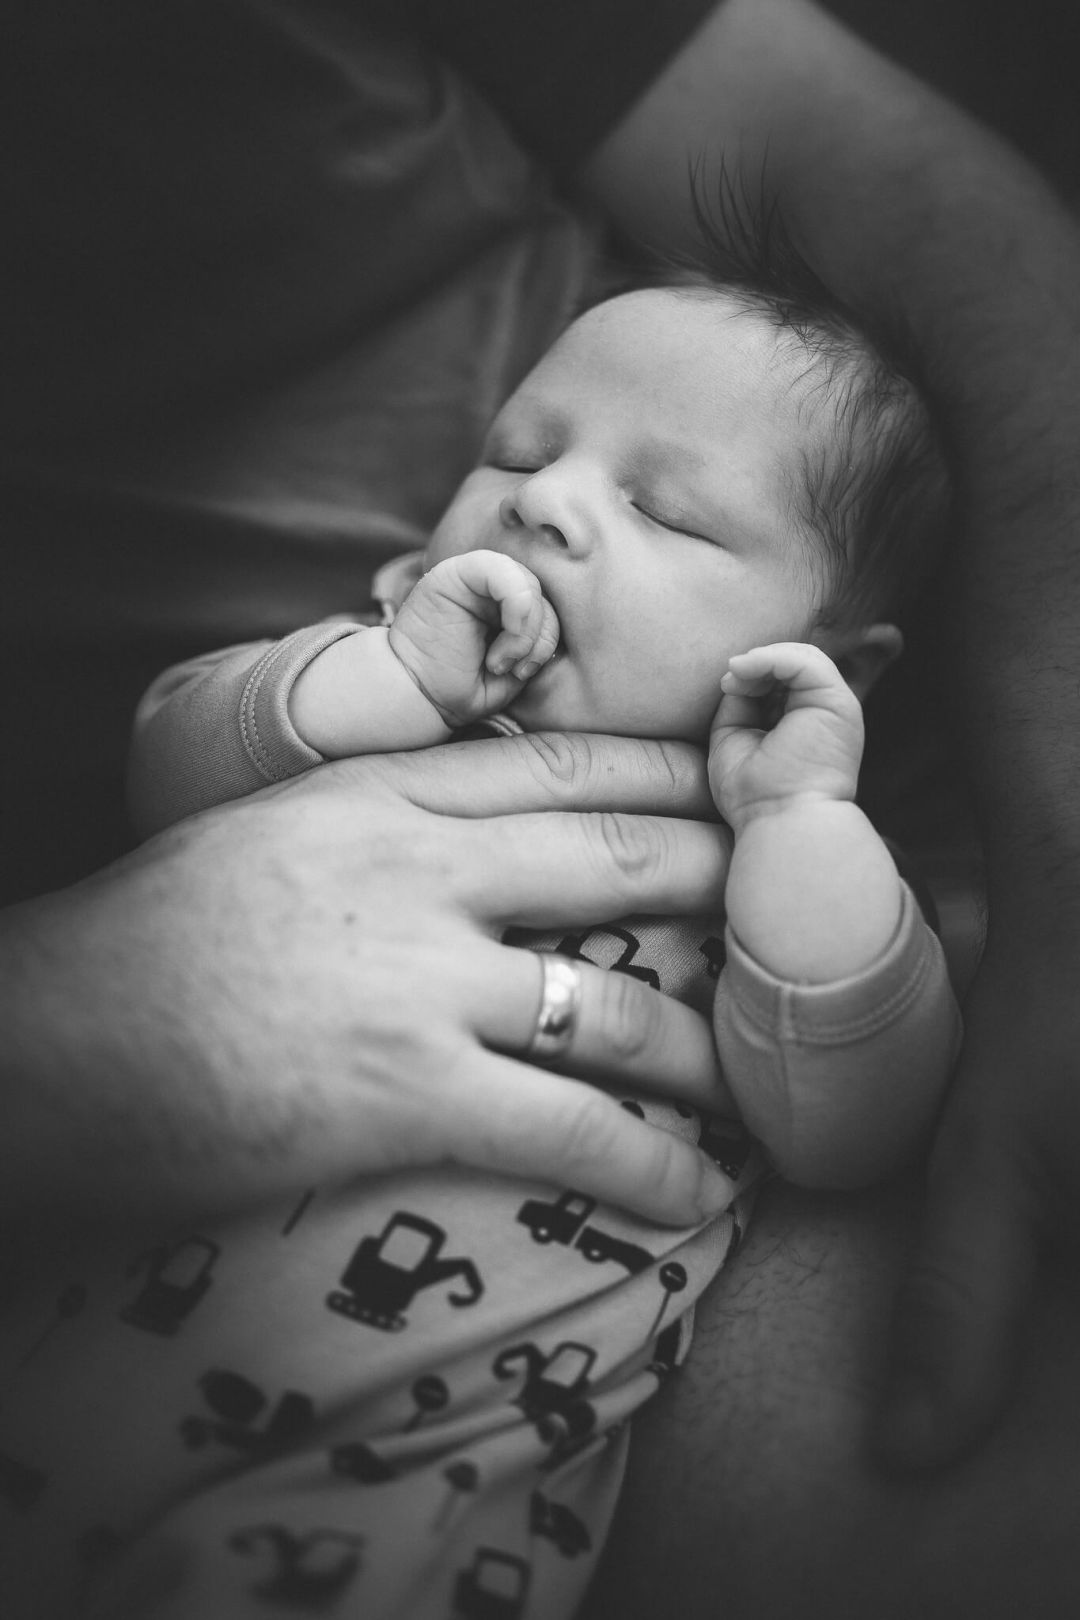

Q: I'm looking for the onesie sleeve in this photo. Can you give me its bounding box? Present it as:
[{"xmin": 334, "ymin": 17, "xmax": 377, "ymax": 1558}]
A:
[
  {"xmin": 126, "ymin": 621, "xmax": 367, "ymax": 840},
  {"xmin": 713, "ymin": 882, "xmax": 962, "ymax": 1189}
]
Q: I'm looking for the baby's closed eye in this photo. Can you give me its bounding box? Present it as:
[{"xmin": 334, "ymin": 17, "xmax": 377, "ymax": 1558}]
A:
[{"xmin": 632, "ymin": 500, "xmax": 715, "ymax": 544}]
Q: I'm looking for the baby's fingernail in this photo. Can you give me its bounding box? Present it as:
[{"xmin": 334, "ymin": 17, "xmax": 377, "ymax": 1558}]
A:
[{"xmin": 513, "ymin": 658, "xmax": 541, "ymax": 680}]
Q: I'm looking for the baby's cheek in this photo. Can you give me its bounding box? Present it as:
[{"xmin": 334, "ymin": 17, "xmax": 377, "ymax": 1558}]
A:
[
  {"xmin": 426, "ymin": 474, "xmax": 500, "ymax": 567},
  {"xmin": 505, "ymin": 673, "xmax": 563, "ymax": 732},
  {"xmin": 423, "ymin": 523, "xmax": 465, "ymax": 569},
  {"xmin": 425, "ymin": 508, "xmax": 478, "ymax": 567},
  {"xmin": 685, "ymin": 675, "xmax": 732, "ymax": 739},
  {"xmin": 630, "ymin": 672, "xmax": 727, "ymax": 744}
]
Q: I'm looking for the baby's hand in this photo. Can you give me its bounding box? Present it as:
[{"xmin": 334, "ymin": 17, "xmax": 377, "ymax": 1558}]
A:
[
  {"xmin": 709, "ymin": 642, "xmax": 864, "ymax": 832},
  {"xmin": 390, "ymin": 551, "xmax": 560, "ymax": 728}
]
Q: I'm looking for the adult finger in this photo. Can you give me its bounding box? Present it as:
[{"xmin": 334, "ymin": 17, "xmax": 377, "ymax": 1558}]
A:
[
  {"xmin": 348, "ymin": 729, "xmax": 717, "ymax": 821},
  {"xmin": 459, "ymin": 808, "xmax": 732, "ymax": 931},
  {"xmin": 442, "ymin": 1043, "xmax": 736, "ymax": 1227},
  {"xmin": 872, "ymin": 1082, "xmax": 1039, "ymax": 1470},
  {"xmin": 462, "ymin": 938, "xmax": 736, "ymax": 1114}
]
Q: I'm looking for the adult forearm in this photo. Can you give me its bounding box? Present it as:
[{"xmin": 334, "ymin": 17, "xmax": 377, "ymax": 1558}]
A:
[
  {"xmin": 587, "ymin": 1177, "xmax": 1080, "ymax": 1620},
  {"xmin": 0, "ymin": 873, "xmax": 254, "ymax": 1221},
  {"xmin": 582, "ymin": 0, "xmax": 1080, "ymax": 913}
]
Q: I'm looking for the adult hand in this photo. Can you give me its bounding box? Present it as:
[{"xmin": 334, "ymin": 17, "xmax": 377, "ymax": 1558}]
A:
[{"xmin": 1, "ymin": 730, "xmax": 734, "ymax": 1228}]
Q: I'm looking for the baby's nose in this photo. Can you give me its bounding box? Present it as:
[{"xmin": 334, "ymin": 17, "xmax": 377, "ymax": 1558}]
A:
[
  {"xmin": 498, "ymin": 463, "xmax": 595, "ymax": 554},
  {"xmin": 498, "ymin": 489, "xmax": 568, "ymax": 548}
]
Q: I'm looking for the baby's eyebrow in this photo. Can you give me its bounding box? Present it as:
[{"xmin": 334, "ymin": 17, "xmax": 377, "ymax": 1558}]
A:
[{"xmin": 490, "ymin": 394, "xmax": 566, "ymax": 441}]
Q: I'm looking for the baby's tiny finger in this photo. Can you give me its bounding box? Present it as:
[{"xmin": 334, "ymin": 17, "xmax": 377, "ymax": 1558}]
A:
[
  {"xmin": 713, "ymin": 691, "xmax": 769, "ymax": 734},
  {"xmin": 513, "ymin": 598, "xmax": 561, "ymax": 680},
  {"xmin": 501, "ymin": 582, "xmax": 541, "ymax": 638},
  {"xmin": 486, "ymin": 590, "xmax": 542, "ymax": 674},
  {"xmin": 720, "ymin": 670, "xmax": 774, "ymax": 698},
  {"xmin": 730, "ymin": 642, "xmax": 843, "ymax": 692}
]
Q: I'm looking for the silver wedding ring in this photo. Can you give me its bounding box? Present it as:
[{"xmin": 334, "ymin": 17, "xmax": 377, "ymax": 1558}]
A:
[{"xmin": 527, "ymin": 954, "xmax": 583, "ymax": 1059}]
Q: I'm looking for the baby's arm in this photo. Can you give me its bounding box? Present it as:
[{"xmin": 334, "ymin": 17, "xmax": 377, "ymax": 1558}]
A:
[
  {"xmin": 289, "ymin": 551, "xmax": 559, "ymax": 755},
  {"xmin": 710, "ymin": 643, "xmax": 961, "ymax": 1187},
  {"xmin": 128, "ymin": 552, "xmax": 558, "ymax": 838},
  {"xmin": 713, "ymin": 642, "xmax": 900, "ymax": 981}
]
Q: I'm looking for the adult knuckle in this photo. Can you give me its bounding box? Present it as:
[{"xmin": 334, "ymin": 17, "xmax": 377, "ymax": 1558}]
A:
[
  {"xmin": 559, "ymin": 1087, "xmax": 623, "ymax": 1170},
  {"xmin": 592, "ymin": 810, "xmax": 666, "ymax": 882},
  {"xmin": 595, "ymin": 972, "xmax": 660, "ymax": 1064},
  {"xmin": 518, "ymin": 729, "xmax": 598, "ymax": 793},
  {"xmin": 345, "ymin": 813, "xmax": 461, "ymax": 904},
  {"xmin": 648, "ymin": 737, "xmax": 686, "ymax": 796},
  {"xmin": 514, "ymin": 730, "xmax": 705, "ymax": 813}
]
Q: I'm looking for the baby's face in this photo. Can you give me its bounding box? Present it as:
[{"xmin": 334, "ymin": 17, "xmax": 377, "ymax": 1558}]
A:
[{"xmin": 426, "ymin": 288, "xmax": 834, "ymax": 740}]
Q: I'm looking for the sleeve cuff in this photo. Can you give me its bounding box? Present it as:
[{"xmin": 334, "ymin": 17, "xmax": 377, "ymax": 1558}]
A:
[
  {"xmin": 722, "ymin": 883, "xmax": 941, "ymax": 1046},
  {"xmin": 240, "ymin": 621, "xmax": 368, "ymax": 782}
]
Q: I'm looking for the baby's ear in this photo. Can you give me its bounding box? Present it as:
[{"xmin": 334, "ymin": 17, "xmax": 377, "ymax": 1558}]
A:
[{"xmin": 817, "ymin": 622, "xmax": 903, "ymax": 702}]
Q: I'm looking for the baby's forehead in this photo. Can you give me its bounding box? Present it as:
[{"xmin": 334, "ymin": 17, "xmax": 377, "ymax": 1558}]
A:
[
  {"xmin": 561, "ymin": 285, "xmax": 833, "ymax": 411},
  {"xmin": 573, "ymin": 282, "xmax": 786, "ymax": 344},
  {"xmin": 494, "ymin": 283, "xmax": 843, "ymax": 500}
]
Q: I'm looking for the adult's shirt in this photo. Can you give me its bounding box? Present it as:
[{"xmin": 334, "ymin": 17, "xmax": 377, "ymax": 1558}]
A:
[{"xmin": 0, "ymin": 1, "xmax": 717, "ymax": 898}]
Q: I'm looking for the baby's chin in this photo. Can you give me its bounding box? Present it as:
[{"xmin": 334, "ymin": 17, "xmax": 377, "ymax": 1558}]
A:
[
  {"xmin": 505, "ymin": 653, "xmax": 709, "ymax": 741},
  {"xmin": 505, "ymin": 691, "xmax": 561, "ymax": 732}
]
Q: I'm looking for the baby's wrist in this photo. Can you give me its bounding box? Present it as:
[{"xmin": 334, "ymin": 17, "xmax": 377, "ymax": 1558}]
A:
[
  {"xmin": 385, "ymin": 623, "xmax": 471, "ymax": 730},
  {"xmin": 289, "ymin": 627, "xmax": 452, "ymax": 756},
  {"xmin": 388, "ymin": 619, "xmax": 515, "ymax": 731},
  {"xmin": 724, "ymin": 787, "xmax": 856, "ymax": 839},
  {"xmin": 384, "ymin": 623, "xmax": 444, "ymax": 716},
  {"xmin": 724, "ymin": 799, "xmax": 902, "ymax": 982}
]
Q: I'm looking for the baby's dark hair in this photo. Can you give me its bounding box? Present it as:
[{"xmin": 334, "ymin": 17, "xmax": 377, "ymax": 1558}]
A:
[{"xmin": 633, "ymin": 167, "xmax": 955, "ymax": 629}]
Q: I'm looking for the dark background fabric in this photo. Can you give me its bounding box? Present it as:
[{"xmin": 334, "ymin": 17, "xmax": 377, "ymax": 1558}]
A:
[
  {"xmin": 819, "ymin": 0, "xmax": 1080, "ymax": 201},
  {"xmin": 381, "ymin": 0, "xmax": 716, "ymax": 172}
]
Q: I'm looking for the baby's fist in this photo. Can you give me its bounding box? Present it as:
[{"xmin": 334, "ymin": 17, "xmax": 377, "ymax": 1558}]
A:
[
  {"xmin": 710, "ymin": 641, "xmax": 864, "ymax": 829},
  {"xmin": 391, "ymin": 550, "xmax": 560, "ymax": 727}
]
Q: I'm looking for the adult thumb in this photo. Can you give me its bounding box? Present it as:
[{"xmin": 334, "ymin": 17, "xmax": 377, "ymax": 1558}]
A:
[{"xmin": 872, "ymin": 1107, "xmax": 1039, "ymax": 1471}]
